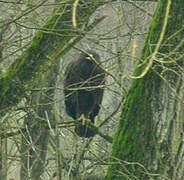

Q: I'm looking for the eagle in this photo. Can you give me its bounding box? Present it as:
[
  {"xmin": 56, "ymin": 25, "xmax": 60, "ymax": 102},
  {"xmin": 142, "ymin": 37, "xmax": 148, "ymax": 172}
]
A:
[{"xmin": 64, "ymin": 50, "xmax": 105, "ymax": 137}]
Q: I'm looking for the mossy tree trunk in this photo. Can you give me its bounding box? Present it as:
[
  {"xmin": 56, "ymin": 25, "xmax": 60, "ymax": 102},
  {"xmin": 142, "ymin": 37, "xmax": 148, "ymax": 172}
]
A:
[{"xmin": 107, "ymin": 0, "xmax": 184, "ymax": 179}]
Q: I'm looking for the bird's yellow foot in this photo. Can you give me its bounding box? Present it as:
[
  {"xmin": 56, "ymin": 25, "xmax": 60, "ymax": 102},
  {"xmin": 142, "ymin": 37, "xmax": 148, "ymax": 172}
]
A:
[{"xmin": 78, "ymin": 114, "xmax": 88, "ymax": 125}]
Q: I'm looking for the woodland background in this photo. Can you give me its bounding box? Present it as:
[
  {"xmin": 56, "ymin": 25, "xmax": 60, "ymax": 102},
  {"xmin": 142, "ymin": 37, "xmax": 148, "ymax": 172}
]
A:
[{"xmin": 0, "ymin": 0, "xmax": 183, "ymax": 180}]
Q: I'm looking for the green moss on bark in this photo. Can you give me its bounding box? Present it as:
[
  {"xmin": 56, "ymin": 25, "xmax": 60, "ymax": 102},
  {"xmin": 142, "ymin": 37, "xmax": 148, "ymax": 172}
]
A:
[{"xmin": 107, "ymin": 0, "xmax": 184, "ymax": 179}]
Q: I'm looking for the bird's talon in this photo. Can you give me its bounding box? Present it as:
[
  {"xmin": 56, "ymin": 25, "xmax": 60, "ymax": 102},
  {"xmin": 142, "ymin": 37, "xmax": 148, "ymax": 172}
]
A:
[{"xmin": 78, "ymin": 114, "xmax": 87, "ymax": 125}]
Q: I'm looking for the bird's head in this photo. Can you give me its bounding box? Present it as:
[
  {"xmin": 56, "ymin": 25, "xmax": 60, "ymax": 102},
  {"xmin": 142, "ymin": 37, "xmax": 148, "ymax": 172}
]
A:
[{"xmin": 80, "ymin": 50, "xmax": 100, "ymax": 63}]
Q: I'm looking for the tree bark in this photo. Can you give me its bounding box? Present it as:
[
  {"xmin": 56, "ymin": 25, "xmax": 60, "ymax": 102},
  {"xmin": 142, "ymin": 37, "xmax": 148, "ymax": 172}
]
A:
[{"xmin": 107, "ymin": 0, "xmax": 184, "ymax": 179}]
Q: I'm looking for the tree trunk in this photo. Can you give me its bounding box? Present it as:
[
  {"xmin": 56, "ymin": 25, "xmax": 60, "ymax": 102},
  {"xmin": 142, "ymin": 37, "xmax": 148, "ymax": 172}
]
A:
[
  {"xmin": 107, "ymin": 0, "xmax": 184, "ymax": 179},
  {"xmin": 20, "ymin": 58, "xmax": 60, "ymax": 180}
]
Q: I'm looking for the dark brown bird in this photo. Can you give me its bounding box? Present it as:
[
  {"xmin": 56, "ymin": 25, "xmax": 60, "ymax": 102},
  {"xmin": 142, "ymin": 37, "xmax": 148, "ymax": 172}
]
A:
[{"xmin": 64, "ymin": 50, "xmax": 105, "ymax": 137}]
